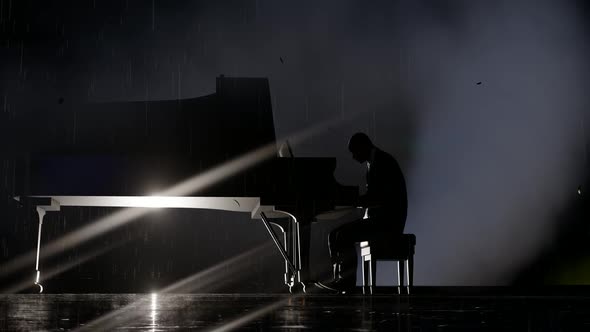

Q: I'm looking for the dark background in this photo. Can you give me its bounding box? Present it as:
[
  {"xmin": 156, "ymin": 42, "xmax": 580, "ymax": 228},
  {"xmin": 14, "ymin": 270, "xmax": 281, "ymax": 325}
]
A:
[{"xmin": 0, "ymin": 0, "xmax": 589, "ymax": 292}]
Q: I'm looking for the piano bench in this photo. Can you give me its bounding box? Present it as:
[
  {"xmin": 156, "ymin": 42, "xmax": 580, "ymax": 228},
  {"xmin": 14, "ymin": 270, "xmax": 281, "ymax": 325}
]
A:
[{"xmin": 358, "ymin": 233, "xmax": 416, "ymax": 294}]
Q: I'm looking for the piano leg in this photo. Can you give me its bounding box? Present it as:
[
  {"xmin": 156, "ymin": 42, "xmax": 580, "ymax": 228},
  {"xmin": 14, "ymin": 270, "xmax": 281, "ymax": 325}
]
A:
[
  {"xmin": 278, "ymin": 217, "xmax": 296, "ymax": 289},
  {"xmin": 274, "ymin": 211, "xmax": 310, "ymax": 293},
  {"xmin": 34, "ymin": 207, "xmax": 46, "ymax": 293},
  {"xmin": 282, "ymin": 229, "xmax": 290, "ymax": 287},
  {"xmin": 30, "ymin": 199, "xmax": 60, "ymax": 293},
  {"xmin": 287, "ymin": 218, "xmax": 306, "ymax": 293},
  {"xmin": 296, "ymin": 223, "xmax": 311, "ymax": 293},
  {"xmin": 293, "ymin": 220, "xmax": 301, "ymax": 283},
  {"xmin": 259, "ymin": 212, "xmax": 298, "ymax": 291}
]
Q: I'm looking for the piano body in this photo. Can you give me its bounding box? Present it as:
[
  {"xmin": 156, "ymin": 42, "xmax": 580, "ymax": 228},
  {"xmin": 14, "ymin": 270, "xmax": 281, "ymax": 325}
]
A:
[{"xmin": 11, "ymin": 75, "xmax": 358, "ymax": 293}]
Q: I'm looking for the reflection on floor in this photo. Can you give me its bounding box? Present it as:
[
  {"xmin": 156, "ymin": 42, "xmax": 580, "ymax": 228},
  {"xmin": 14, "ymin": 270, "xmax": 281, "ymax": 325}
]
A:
[{"xmin": 1, "ymin": 288, "xmax": 590, "ymax": 331}]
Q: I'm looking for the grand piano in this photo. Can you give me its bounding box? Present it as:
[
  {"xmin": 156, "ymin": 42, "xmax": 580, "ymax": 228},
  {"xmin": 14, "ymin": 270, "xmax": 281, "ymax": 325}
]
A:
[{"xmin": 12, "ymin": 75, "xmax": 358, "ymax": 293}]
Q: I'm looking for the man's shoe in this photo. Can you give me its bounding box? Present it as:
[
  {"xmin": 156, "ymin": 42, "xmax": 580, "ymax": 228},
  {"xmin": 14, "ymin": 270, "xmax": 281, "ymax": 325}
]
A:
[
  {"xmin": 313, "ymin": 282, "xmax": 339, "ymax": 293},
  {"xmin": 315, "ymin": 279, "xmax": 356, "ymax": 294},
  {"xmin": 313, "ymin": 281, "xmax": 343, "ymax": 294}
]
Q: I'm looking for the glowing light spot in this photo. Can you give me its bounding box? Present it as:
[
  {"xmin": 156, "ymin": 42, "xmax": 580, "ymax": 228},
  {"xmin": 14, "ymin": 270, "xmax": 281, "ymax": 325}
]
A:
[{"xmin": 150, "ymin": 293, "xmax": 158, "ymax": 331}]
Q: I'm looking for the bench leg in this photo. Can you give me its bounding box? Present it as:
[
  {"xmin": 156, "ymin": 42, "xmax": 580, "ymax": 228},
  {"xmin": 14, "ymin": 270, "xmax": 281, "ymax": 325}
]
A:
[
  {"xmin": 362, "ymin": 256, "xmax": 373, "ymax": 294},
  {"xmin": 397, "ymin": 261, "xmax": 405, "ymax": 294},
  {"xmin": 406, "ymin": 256, "xmax": 414, "ymax": 294},
  {"xmin": 361, "ymin": 257, "xmax": 367, "ymax": 287}
]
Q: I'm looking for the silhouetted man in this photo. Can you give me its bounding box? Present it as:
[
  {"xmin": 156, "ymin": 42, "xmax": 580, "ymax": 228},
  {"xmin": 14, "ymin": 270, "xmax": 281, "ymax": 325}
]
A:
[{"xmin": 321, "ymin": 132, "xmax": 407, "ymax": 291}]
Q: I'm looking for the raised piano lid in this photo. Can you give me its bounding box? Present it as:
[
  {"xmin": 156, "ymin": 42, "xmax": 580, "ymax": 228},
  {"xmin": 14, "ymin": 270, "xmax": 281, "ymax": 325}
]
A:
[
  {"xmin": 10, "ymin": 75, "xmax": 276, "ymax": 156},
  {"xmin": 11, "ymin": 76, "xmax": 278, "ymax": 197}
]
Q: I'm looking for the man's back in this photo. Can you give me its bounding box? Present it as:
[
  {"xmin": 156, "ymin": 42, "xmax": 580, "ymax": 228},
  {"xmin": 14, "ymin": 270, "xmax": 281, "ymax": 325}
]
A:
[{"xmin": 366, "ymin": 147, "xmax": 407, "ymax": 231}]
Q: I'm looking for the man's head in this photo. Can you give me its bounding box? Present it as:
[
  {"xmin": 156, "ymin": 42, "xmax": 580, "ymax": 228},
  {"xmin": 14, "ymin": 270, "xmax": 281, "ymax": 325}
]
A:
[{"xmin": 348, "ymin": 132, "xmax": 373, "ymax": 163}]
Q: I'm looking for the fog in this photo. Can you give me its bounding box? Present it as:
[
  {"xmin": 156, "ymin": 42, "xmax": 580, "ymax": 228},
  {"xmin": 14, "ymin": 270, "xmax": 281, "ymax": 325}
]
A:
[{"xmin": 1, "ymin": 0, "xmax": 588, "ymax": 286}]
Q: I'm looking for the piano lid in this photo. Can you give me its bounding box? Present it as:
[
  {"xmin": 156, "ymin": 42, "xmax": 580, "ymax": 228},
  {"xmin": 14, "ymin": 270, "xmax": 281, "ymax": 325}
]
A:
[
  {"xmin": 9, "ymin": 76, "xmax": 279, "ymax": 196},
  {"xmin": 7, "ymin": 75, "xmax": 277, "ymax": 160}
]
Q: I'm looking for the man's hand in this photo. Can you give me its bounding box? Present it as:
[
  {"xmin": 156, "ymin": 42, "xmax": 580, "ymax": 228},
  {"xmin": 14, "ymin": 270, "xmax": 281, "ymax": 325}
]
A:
[{"xmin": 357, "ymin": 193, "xmax": 383, "ymax": 209}]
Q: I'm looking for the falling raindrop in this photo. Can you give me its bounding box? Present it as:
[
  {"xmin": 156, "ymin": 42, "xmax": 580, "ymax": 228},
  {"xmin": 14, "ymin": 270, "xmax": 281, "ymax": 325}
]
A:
[
  {"xmin": 170, "ymin": 71, "xmax": 174, "ymax": 95},
  {"xmin": 337, "ymin": 81, "xmax": 343, "ymax": 116},
  {"xmin": 72, "ymin": 109, "xmax": 77, "ymax": 144},
  {"xmin": 177, "ymin": 64, "xmax": 181, "ymax": 100},
  {"xmin": 18, "ymin": 41, "xmax": 22, "ymax": 76},
  {"xmin": 144, "ymin": 88, "xmax": 149, "ymax": 137},
  {"xmin": 254, "ymin": 0, "xmax": 258, "ymax": 20},
  {"xmin": 189, "ymin": 122, "xmax": 193, "ymax": 154},
  {"xmin": 128, "ymin": 61, "xmax": 133, "ymax": 86},
  {"xmin": 11, "ymin": 159, "xmax": 16, "ymax": 194},
  {"xmin": 151, "ymin": 0, "xmax": 155, "ymax": 31},
  {"xmin": 372, "ymin": 111, "xmax": 377, "ymax": 142},
  {"xmin": 305, "ymin": 96, "xmax": 309, "ymax": 122},
  {"xmin": 3, "ymin": 160, "xmax": 8, "ymax": 189},
  {"xmin": 2, "ymin": 237, "xmax": 7, "ymax": 258}
]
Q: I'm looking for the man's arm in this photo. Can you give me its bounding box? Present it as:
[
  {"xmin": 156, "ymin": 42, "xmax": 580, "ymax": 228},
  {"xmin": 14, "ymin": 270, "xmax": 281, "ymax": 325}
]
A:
[{"xmin": 357, "ymin": 153, "xmax": 398, "ymax": 208}]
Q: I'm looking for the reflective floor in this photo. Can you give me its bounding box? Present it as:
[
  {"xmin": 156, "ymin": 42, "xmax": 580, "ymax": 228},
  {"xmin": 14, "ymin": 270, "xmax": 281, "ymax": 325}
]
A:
[{"xmin": 1, "ymin": 290, "xmax": 590, "ymax": 331}]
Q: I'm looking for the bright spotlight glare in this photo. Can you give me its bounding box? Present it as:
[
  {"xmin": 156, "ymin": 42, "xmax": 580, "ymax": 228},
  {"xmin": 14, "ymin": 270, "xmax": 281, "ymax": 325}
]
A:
[{"xmin": 150, "ymin": 293, "xmax": 158, "ymax": 331}]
